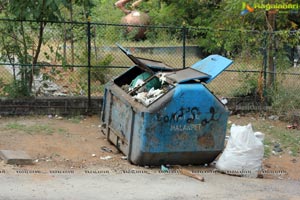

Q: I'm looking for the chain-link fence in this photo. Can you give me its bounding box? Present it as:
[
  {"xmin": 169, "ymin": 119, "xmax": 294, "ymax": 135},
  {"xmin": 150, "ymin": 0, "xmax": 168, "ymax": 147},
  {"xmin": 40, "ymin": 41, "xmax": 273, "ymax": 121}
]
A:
[{"xmin": 0, "ymin": 19, "xmax": 300, "ymax": 114}]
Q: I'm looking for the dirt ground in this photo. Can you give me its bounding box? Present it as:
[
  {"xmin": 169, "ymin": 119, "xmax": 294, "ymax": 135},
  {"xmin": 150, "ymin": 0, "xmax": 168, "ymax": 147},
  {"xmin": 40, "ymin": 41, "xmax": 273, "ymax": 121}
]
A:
[{"xmin": 0, "ymin": 114, "xmax": 299, "ymax": 181}]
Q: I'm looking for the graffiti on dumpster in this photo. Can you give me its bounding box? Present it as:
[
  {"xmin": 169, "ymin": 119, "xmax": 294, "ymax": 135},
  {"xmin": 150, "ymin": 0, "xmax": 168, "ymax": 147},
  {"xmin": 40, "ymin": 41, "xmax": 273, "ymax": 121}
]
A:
[
  {"xmin": 156, "ymin": 106, "xmax": 221, "ymax": 131},
  {"xmin": 156, "ymin": 107, "xmax": 201, "ymax": 123}
]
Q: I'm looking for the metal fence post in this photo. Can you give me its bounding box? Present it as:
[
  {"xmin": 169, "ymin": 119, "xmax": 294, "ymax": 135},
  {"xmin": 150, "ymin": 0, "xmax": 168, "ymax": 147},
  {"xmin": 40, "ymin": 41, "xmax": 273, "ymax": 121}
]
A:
[
  {"xmin": 182, "ymin": 25, "xmax": 187, "ymax": 69},
  {"xmin": 263, "ymin": 32, "xmax": 268, "ymax": 98},
  {"xmin": 87, "ymin": 17, "xmax": 91, "ymax": 112}
]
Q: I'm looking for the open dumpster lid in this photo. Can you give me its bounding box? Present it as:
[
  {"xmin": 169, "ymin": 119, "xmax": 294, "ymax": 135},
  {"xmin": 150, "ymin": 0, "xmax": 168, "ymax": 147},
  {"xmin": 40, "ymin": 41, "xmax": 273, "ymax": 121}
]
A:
[
  {"xmin": 190, "ymin": 54, "xmax": 233, "ymax": 84},
  {"xmin": 116, "ymin": 43, "xmax": 173, "ymax": 74},
  {"xmin": 164, "ymin": 54, "xmax": 233, "ymax": 84}
]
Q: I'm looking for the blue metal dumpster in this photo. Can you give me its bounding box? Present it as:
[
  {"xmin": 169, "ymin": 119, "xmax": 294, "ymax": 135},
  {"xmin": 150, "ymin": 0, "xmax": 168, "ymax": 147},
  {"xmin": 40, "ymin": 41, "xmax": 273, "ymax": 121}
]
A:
[{"xmin": 101, "ymin": 45, "xmax": 233, "ymax": 165}]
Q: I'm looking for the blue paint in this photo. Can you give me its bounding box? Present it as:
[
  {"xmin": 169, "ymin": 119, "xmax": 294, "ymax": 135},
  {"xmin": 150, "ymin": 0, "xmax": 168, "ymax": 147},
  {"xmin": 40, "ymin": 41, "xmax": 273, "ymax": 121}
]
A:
[
  {"xmin": 191, "ymin": 54, "xmax": 233, "ymax": 83},
  {"xmin": 101, "ymin": 53, "xmax": 233, "ymax": 165}
]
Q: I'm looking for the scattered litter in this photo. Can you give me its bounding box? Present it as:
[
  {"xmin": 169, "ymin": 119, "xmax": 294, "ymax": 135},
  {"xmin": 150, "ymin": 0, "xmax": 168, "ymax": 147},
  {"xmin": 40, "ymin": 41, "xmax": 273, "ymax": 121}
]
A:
[
  {"xmin": 100, "ymin": 156, "xmax": 112, "ymax": 160},
  {"xmin": 158, "ymin": 73, "xmax": 167, "ymax": 84},
  {"xmin": 286, "ymin": 124, "xmax": 298, "ymax": 129},
  {"xmin": 254, "ymin": 131, "xmax": 265, "ymax": 142},
  {"xmin": 220, "ymin": 97, "xmax": 228, "ymax": 105},
  {"xmin": 54, "ymin": 115, "xmax": 63, "ymax": 120},
  {"xmin": 177, "ymin": 167, "xmax": 205, "ymax": 182},
  {"xmin": 268, "ymin": 115, "xmax": 279, "ymax": 121},
  {"xmin": 121, "ymin": 156, "xmax": 128, "ymax": 160},
  {"xmin": 216, "ymin": 124, "xmax": 264, "ymax": 178},
  {"xmin": 161, "ymin": 165, "xmax": 169, "ymax": 172},
  {"xmin": 101, "ymin": 146, "xmax": 113, "ymax": 153},
  {"xmin": 91, "ymin": 154, "xmax": 96, "ymax": 157}
]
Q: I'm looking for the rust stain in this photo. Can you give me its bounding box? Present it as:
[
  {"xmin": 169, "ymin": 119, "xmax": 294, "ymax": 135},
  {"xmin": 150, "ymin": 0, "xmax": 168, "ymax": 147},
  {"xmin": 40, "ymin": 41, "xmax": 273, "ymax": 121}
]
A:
[{"xmin": 198, "ymin": 132, "xmax": 215, "ymax": 148}]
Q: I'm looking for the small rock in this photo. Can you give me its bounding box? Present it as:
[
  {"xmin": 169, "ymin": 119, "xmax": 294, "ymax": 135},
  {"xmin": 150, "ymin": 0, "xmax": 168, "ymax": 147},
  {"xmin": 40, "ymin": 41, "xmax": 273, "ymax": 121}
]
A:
[
  {"xmin": 273, "ymin": 143, "xmax": 282, "ymax": 153},
  {"xmin": 121, "ymin": 156, "xmax": 127, "ymax": 160},
  {"xmin": 237, "ymin": 114, "xmax": 241, "ymax": 119},
  {"xmin": 204, "ymin": 163, "xmax": 208, "ymax": 167},
  {"xmin": 144, "ymin": 166, "xmax": 149, "ymax": 169},
  {"xmin": 91, "ymin": 154, "xmax": 96, "ymax": 157},
  {"xmin": 265, "ymin": 164, "xmax": 271, "ymax": 168},
  {"xmin": 268, "ymin": 115, "xmax": 279, "ymax": 120},
  {"xmin": 291, "ymin": 159, "xmax": 297, "ymax": 163}
]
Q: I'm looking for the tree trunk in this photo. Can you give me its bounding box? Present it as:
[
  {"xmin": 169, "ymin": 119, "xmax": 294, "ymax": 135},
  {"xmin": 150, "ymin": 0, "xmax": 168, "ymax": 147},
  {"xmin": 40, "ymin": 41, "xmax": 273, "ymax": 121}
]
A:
[
  {"xmin": 30, "ymin": 21, "xmax": 46, "ymax": 91},
  {"xmin": 266, "ymin": 2, "xmax": 276, "ymax": 88}
]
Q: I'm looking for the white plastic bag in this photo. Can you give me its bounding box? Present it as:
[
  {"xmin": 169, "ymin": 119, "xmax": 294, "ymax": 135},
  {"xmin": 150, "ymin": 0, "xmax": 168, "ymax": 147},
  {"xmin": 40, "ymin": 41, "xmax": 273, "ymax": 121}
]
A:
[{"xmin": 216, "ymin": 124, "xmax": 264, "ymax": 178}]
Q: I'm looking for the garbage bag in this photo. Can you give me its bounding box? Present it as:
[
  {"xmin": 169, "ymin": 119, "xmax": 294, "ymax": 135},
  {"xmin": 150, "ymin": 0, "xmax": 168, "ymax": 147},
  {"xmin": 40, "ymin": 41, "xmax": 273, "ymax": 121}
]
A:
[
  {"xmin": 216, "ymin": 124, "xmax": 264, "ymax": 178},
  {"xmin": 130, "ymin": 72, "xmax": 161, "ymax": 91}
]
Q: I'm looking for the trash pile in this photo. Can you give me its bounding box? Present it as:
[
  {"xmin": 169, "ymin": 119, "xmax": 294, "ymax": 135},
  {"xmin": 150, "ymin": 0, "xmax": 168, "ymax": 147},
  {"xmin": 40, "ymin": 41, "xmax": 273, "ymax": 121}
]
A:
[
  {"xmin": 122, "ymin": 72, "xmax": 173, "ymax": 106},
  {"xmin": 32, "ymin": 75, "xmax": 69, "ymax": 96}
]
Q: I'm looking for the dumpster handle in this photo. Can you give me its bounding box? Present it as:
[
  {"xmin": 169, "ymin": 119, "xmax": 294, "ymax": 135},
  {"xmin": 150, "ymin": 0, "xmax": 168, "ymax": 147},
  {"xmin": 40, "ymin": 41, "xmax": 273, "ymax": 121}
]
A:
[{"xmin": 127, "ymin": 106, "xmax": 135, "ymax": 163}]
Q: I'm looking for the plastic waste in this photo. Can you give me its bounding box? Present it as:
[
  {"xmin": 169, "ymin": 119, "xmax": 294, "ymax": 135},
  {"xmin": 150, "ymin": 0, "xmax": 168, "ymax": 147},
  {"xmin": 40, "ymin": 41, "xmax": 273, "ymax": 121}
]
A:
[
  {"xmin": 133, "ymin": 87, "xmax": 164, "ymax": 106},
  {"xmin": 216, "ymin": 124, "xmax": 264, "ymax": 178},
  {"xmin": 161, "ymin": 165, "xmax": 169, "ymax": 172},
  {"xmin": 129, "ymin": 72, "xmax": 161, "ymax": 91}
]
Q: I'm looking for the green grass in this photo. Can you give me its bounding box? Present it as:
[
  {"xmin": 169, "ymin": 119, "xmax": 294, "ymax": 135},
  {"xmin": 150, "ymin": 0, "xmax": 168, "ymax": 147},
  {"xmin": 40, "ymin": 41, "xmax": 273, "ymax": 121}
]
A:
[
  {"xmin": 5, "ymin": 122, "xmax": 67, "ymax": 135},
  {"xmin": 256, "ymin": 123, "xmax": 300, "ymax": 157},
  {"xmin": 68, "ymin": 116, "xmax": 84, "ymax": 124}
]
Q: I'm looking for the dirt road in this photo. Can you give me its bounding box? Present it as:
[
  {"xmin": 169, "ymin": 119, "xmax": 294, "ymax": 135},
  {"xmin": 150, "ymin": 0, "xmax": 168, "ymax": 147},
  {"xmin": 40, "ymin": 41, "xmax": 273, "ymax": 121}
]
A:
[{"xmin": 0, "ymin": 115, "xmax": 299, "ymax": 199}]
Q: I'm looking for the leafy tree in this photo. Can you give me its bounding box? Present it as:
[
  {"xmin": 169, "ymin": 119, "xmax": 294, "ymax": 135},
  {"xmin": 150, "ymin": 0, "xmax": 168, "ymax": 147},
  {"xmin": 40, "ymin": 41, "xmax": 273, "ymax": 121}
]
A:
[{"xmin": 0, "ymin": 0, "xmax": 70, "ymax": 97}]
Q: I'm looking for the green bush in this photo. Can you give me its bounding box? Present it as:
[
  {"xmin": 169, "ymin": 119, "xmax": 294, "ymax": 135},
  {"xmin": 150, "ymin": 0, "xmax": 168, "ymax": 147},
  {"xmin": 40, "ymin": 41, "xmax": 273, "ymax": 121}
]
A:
[
  {"xmin": 269, "ymin": 86, "xmax": 300, "ymax": 115},
  {"xmin": 232, "ymin": 72, "xmax": 258, "ymax": 97},
  {"xmin": 78, "ymin": 54, "xmax": 114, "ymax": 95}
]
